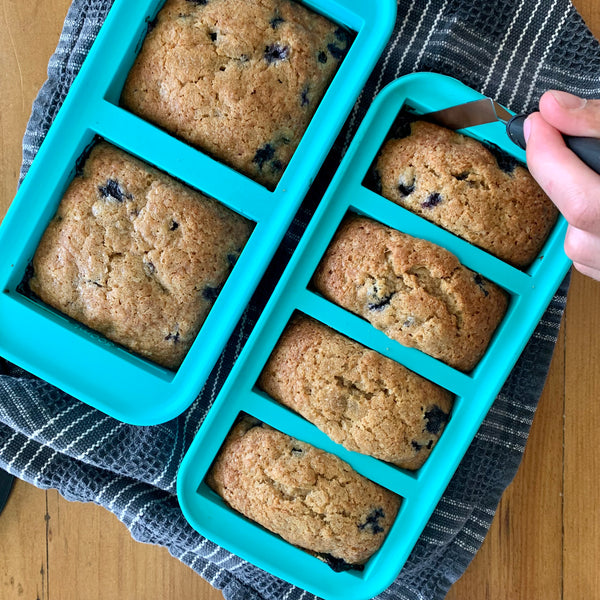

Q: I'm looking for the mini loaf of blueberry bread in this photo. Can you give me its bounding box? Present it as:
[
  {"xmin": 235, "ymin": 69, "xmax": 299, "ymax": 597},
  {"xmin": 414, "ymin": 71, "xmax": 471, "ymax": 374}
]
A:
[
  {"xmin": 28, "ymin": 142, "xmax": 252, "ymax": 370},
  {"xmin": 206, "ymin": 416, "xmax": 400, "ymax": 571},
  {"xmin": 312, "ymin": 216, "xmax": 508, "ymax": 372},
  {"xmin": 258, "ymin": 315, "xmax": 453, "ymax": 469},
  {"xmin": 373, "ymin": 120, "xmax": 558, "ymax": 268},
  {"xmin": 121, "ymin": 0, "xmax": 350, "ymax": 189}
]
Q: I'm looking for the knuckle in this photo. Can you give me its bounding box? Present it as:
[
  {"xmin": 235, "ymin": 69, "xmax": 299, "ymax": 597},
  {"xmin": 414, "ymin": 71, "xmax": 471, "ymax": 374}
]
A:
[
  {"xmin": 584, "ymin": 98, "xmax": 600, "ymax": 115},
  {"xmin": 560, "ymin": 188, "xmax": 600, "ymax": 230}
]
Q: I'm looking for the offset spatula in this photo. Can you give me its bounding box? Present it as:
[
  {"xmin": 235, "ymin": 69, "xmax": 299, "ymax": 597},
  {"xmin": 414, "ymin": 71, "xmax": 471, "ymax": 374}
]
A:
[{"xmin": 424, "ymin": 98, "xmax": 600, "ymax": 174}]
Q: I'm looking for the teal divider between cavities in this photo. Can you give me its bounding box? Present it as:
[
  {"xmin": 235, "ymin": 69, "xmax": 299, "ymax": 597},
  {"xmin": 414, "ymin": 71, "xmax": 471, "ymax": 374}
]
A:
[
  {"xmin": 177, "ymin": 73, "xmax": 572, "ymax": 600},
  {"xmin": 0, "ymin": 0, "xmax": 397, "ymax": 425}
]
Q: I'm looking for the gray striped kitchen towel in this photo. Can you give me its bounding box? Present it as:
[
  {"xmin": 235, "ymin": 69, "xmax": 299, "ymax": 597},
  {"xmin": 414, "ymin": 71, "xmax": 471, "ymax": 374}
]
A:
[{"xmin": 1, "ymin": 1, "xmax": 599, "ymax": 599}]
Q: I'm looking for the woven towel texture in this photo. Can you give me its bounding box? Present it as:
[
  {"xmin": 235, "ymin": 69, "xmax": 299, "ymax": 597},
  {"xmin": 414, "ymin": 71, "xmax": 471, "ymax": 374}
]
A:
[{"xmin": 1, "ymin": 1, "xmax": 599, "ymax": 599}]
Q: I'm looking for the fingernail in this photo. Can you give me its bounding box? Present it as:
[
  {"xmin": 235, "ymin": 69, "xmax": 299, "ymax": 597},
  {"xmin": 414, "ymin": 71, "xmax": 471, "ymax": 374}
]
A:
[
  {"xmin": 550, "ymin": 90, "xmax": 587, "ymax": 110},
  {"xmin": 523, "ymin": 116, "xmax": 531, "ymax": 143}
]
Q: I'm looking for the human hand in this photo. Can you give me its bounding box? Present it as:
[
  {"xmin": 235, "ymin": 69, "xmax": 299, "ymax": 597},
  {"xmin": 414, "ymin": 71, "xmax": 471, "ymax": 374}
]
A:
[{"xmin": 524, "ymin": 90, "xmax": 600, "ymax": 281}]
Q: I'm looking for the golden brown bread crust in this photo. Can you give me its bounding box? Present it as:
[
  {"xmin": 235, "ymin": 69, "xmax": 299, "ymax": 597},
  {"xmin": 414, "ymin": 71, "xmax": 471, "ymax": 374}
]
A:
[
  {"xmin": 374, "ymin": 120, "xmax": 558, "ymax": 268},
  {"xmin": 258, "ymin": 315, "xmax": 453, "ymax": 469},
  {"xmin": 312, "ymin": 216, "xmax": 508, "ymax": 372},
  {"xmin": 206, "ymin": 417, "xmax": 400, "ymax": 569},
  {"xmin": 29, "ymin": 142, "xmax": 252, "ymax": 369},
  {"xmin": 121, "ymin": 0, "xmax": 349, "ymax": 189}
]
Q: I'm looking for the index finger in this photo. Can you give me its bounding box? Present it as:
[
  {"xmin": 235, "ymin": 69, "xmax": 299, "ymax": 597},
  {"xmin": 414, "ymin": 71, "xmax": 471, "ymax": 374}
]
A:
[{"xmin": 539, "ymin": 91, "xmax": 600, "ymax": 138}]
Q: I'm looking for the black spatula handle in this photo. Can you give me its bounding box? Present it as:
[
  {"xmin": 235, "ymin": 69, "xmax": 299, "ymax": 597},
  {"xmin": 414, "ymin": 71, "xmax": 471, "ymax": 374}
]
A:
[{"xmin": 506, "ymin": 114, "xmax": 600, "ymax": 175}]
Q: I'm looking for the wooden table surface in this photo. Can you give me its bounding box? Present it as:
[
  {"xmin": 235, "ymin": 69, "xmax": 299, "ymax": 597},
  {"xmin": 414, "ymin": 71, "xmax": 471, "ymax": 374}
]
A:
[{"xmin": 1, "ymin": 2, "xmax": 599, "ymax": 599}]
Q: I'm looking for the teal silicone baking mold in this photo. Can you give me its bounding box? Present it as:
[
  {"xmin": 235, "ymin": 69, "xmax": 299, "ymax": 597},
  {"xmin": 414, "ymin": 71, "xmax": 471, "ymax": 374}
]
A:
[
  {"xmin": 0, "ymin": 0, "xmax": 396, "ymax": 425},
  {"xmin": 177, "ymin": 73, "xmax": 572, "ymax": 600}
]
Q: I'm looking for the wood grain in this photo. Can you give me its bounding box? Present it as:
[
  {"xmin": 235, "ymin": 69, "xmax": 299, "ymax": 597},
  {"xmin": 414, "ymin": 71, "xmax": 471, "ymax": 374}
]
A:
[
  {"xmin": 0, "ymin": 1, "xmax": 599, "ymax": 599},
  {"xmin": 0, "ymin": 477, "xmax": 48, "ymax": 599},
  {"xmin": 0, "ymin": 0, "xmax": 71, "ymax": 220},
  {"xmin": 445, "ymin": 325, "xmax": 566, "ymax": 600},
  {"xmin": 564, "ymin": 273, "xmax": 600, "ymax": 599},
  {"xmin": 447, "ymin": 3, "xmax": 600, "ymax": 598}
]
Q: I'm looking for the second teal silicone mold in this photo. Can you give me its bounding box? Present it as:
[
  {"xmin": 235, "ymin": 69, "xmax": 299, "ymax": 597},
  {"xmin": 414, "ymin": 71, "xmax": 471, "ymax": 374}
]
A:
[{"xmin": 178, "ymin": 73, "xmax": 572, "ymax": 600}]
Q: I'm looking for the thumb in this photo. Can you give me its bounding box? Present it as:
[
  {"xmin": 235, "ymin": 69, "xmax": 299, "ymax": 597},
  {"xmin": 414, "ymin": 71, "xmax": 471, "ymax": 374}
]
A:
[
  {"xmin": 524, "ymin": 112, "xmax": 600, "ymax": 232},
  {"xmin": 538, "ymin": 90, "xmax": 600, "ymax": 138}
]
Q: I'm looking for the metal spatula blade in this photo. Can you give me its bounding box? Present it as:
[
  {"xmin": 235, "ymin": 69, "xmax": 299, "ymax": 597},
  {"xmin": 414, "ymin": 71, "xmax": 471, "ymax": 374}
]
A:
[
  {"xmin": 423, "ymin": 99, "xmax": 600, "ymax": 174},
  {"xmin": 425, "ymin": 98, "xmax": 514, "ymax": 130},
  {"xmin": 424, "ymin": 98, "xmax": 527, "ymax": 148}
]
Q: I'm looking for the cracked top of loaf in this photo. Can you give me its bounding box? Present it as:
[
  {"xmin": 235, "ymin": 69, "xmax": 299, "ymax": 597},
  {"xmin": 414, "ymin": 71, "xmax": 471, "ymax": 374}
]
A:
[
  {"xmin": 312, "ymin": 216, "xmax": 508, "ymax": 372},
  {"xmin": 28, "ymin": 142, "xmax": 252, "ymax": 369},
  {"xmin": 206, "ymin": 416, "xmax": 400, "ymax": 570},
  {"xmin": 373, "ymin": 120, "xmax": 558, "ymax": 268},
  {"xmin": 258, "ymin": 314, "xmax": 453, "ymax": 469},
  {"xmin": 121, "ymin": 0, "xmax": 350, "ymax": 189}
]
